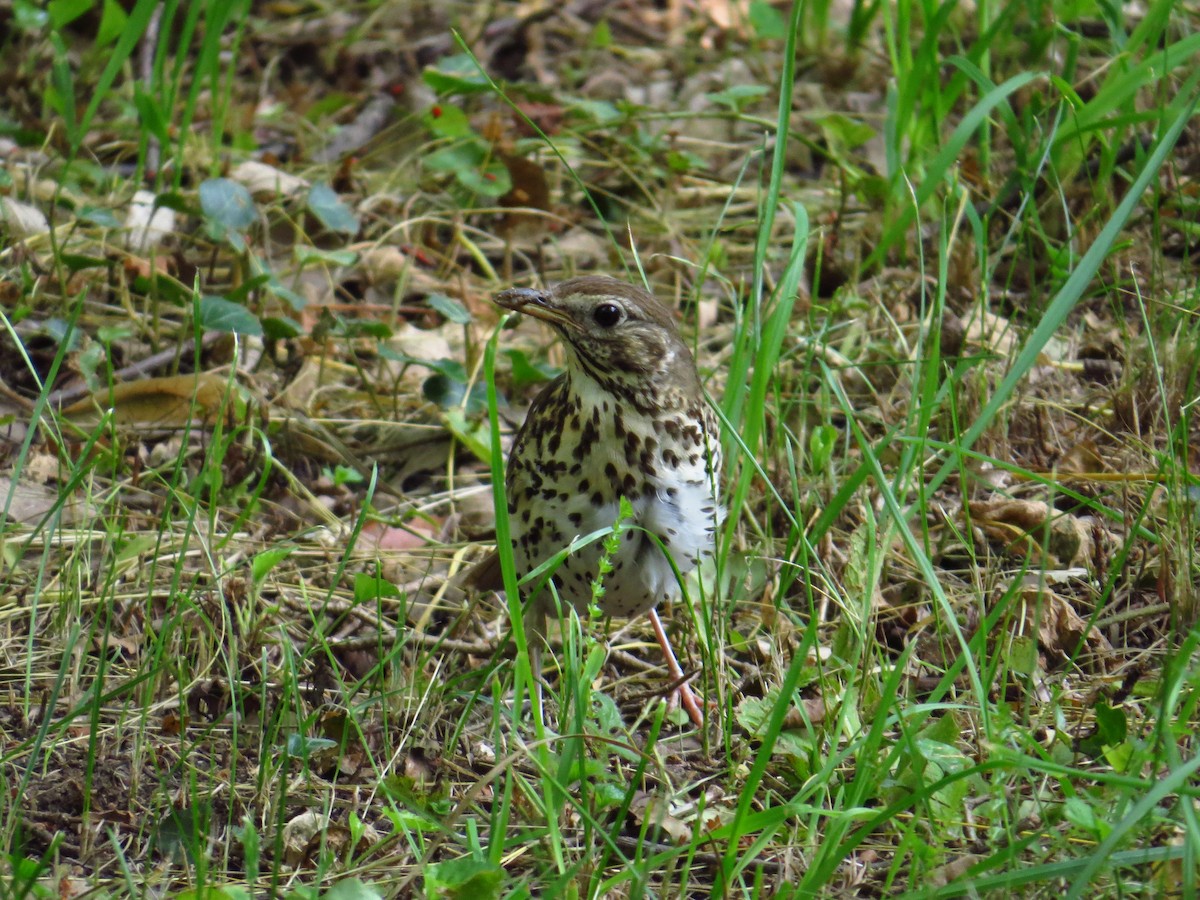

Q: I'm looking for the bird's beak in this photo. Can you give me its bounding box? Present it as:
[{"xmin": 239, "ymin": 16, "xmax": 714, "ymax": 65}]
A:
[{"xmin": 494, "ymin": 287, "xmax": 574, "ymax": 329}]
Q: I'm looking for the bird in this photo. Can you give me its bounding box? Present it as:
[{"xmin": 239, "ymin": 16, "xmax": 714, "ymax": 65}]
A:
[{"xmin": 471, "ymin": 275, "xmax": 721, "ymax": 726}]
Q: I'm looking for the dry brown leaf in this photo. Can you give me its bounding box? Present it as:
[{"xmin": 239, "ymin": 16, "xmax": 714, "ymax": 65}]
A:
[
  {"xmin": 534, "ymin": 226, "xmax": 608, "ymax": 271},
  {"xmin": 358, "ymin": 245, "xmax": 411, "ymax": 283},
  {"xmin": 926, "ymin": 853, "xmax": 985, "ymax": 888},
  {"xmin": 962, "ymin": 308, "xmax": 1068, "ymax": 362},
  {"xmin": 282, "ymin": 811, "xmax": 356, "ymax": 867},
  {"xmin": 0, "ymin": 476, "xmax": 95, "ymax": 526},
  {"xmin": 968, "ymin": 498, "xmax": 1093, "ymax": 567},
  {"xmin": 0, "ymin": 197, "xmax": 49, "ymax": 236},
  {"xmin": 628, "ymin": 792, "xmax": 694, "ymax": 844},
  {"xmin": 498, "ymin": 154, "xmax": 552, "ymax": 239},
  {"xmin": 62, "ymin": 373, "xmax": 238, "ymax": 426},
  {"xmin": 230, "ymin": 160, "xmax": 310, "ymax": 199},
  {"xmin": 1058, "ymin": 439, "xmax": 1107, "ymax": 473},
  {"xmin": 123, "ymin": 253, "xmax": 174, "ymax": 279},
  {"xmin": 355, "ymin": 245, "xmax": 444, "ymax": 295},
  {"xmin": 1016, "ymin": 585, "xmax": 1112, "ymax": 663},
  {"xmin": 22, "ymin": 452, "xmax": 60, "ymax": 485}
]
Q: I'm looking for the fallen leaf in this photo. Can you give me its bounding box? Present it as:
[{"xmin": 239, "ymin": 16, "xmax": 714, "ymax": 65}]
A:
[
  {"xmin": 0, "ymin": 197, "xmax": 49, "ymax": 236},
  {"xmin": 62, "ymin": 373, "xmax": 241, "ymax": 427},
  {"xmin": 125, "ymin": 189, "xmax": 177, "ymax": 252},
  {"xmin": 230, "ymin": 160, "xmax": 310, "ymax": 200},
  {"xmin": 968, "ymin": 498, "xmax": 1093, "ymax": 567}
]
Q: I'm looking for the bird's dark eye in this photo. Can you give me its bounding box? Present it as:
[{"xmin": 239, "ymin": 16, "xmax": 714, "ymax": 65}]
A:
[{"xmin": 593, "ymin": 303, "xmax": 622, "ymax": 328}]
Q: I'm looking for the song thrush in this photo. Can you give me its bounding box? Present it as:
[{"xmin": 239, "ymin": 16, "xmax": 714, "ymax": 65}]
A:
[{"xmin": 475, "ymin": 275, "xmax": 721, "ymax": 726}]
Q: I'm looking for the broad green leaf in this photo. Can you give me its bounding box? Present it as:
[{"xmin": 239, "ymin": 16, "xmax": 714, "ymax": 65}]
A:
[
  {"xmin": 423, "ymin": 102, "xmax": 472, "ymax": 138},
  {"xmin": 455, "ymin": 160, "xmax": 512, "ymax": 197},
  {"xmin": 13, "ymin": 1, "xmax": 49, "ymax": 30},
  {"xmin": 424, "ymin": 141, "xmax": 486, "ymax": 173},
  {"xmin": 503, "ymin": 348, "xmax": 557, "ymax": 388},
  {"xmin": 261, "ymin": 315, "xmax": 304, "ymax": 340},
  {"xmin": 48, "ymin": 0, "xmax": 91, "ymax": 30},
  {"xmin": 97, "ymin": 0, "xmax": 127, "ymax": 46},
  {"xmin": 199, "ymin": 177, "xmax": 257, "ymax": 231},
  {"xmin": 1093, "ymin": 701, "xmax": 1128, "ymax": 746},
  {"xmin": 749, "ymin": 0, "xmax": 788, "ymax": 38},
  {"xmin": 424, "ymin": 373, "xmax": 487, "ymax": 413},
  {"xmin": 251, "ymin": 546, "xmax": 295, "ymax": 581},
  {"xmin": 353, "ymin": 571, "xmax": 402, "ymax": 604},
  {"xmin": 61, "ymin": 252, "xmax": 110, "ymax": 271},
  {"xmin": 307, "ymin": 182, "xmax": 359, "ymax": 236},
  {"xmin": 568, "ymin": 98, "xmax": 621, "ymax": 123},
  {"xmin": 198, "ymin": 296, "xmax": 262, "ymax": 336},
  {"xmin": 264, "ymin": 276, "xmax": 307, "ymax": 311},
  {"xmin": 285, "ymin": 734, "xmax": 336, "ymax": 758},
  {"xmin": 427, "ymin": 292, "xmax": 471, "ymax": 324},
  {"xmin": 424, "ymin": 857, "xmax": 503, "ymax": 900},
  {"xmin": 78, "ymin": 206, "xmax": 120, "ymax": 227},
  {"xmin": 812, "ymin": 112, "xmax": 875, "ymax": 149},
  {"xmin": 422, "ymin": 53, "xmax": 491, "ymax": 95}
]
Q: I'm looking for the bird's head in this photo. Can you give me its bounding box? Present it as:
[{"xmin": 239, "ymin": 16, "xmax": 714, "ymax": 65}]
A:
[{"xmin": 495, "ymin": 277, "xmax": 700, "ymax": 401}]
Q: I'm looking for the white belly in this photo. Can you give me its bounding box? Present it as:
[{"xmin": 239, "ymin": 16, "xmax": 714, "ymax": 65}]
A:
[{"xmin": 516, "ymin": 385, "xmax": 720, "ymax": 618}]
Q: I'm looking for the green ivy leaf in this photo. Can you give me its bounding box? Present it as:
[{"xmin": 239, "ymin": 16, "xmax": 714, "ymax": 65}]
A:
[
  {"xmin": 503, "ymin": 348, "xmax": 558, "ymax": 388},
  {"xmin": 261, "ymin": 315, "xmax": 304, "ymax": 340},
  {"xmin": 294, "ymin": 246, "xmax": 358, "ymax": 267},
  {"xmin": 285, "ymin": 734, "xmax": 336, "ymax": 759},
  {"xmin": 78, "ymin": 206, "xmax": 121, "ymax": 227},
  {"xmin": 198, "ymin": 296, "xmax": 262, "ymax": 336},
  {"xmin": 424, "ymin": 141, "xmax": 486, "ymax": 173},
  {"xmin": 424, "ymin": 857, "xmax": 502, "ymax": 900},
  {"xmin": 263, "ymin": 276, "xmax": 307, "ymax": 311},
  {"xmin": 749, "ymin": 0, "xmax": 788, "ymax": 39},
  {"xmin": 199, "ymin": 178, "xmax": 256, "ymax": 232},
  {"xmin": 307, "ymin": 182, "xmax": 359, "ymax": 236},
  {"xmin": 422, "ymin": 53, "xmax": 490, "ymax": 95},
  {"xmin": 568, "ymin": 98, "xmax": 621, "ymax": 123},
  {"xmin": 423, "ymin": 103, "xmax": 472, "ymax": 138},
  {"xmin": 353, "ymin": 571, "xmax": 402, "ymax": 604},
  {"xmin": 591, "ymin": 19, "xmax": 612, "ymax": 48},
  {"xmin": 133, "ymin": 87, "xmax": 170, "ymax": 145},
  {"xmin": 808, "ymin": 424, "xmax": 837, "ymax": 473},
  {"xmin": 423, "ymin": 373, "xmax": 487, "ymax": 413},
  {"xmin": 224, "ymin": 273, "xmax": 272, "ymax": 304},
  {"xmin": 455, "ymin": 159, "xmax": 511, "ymax": 197}
]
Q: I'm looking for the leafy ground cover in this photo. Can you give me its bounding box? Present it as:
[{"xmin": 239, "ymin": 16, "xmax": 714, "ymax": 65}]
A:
[{"xmin": 0, "ymin": 0, "xmax": 1198, "ymax": 896}]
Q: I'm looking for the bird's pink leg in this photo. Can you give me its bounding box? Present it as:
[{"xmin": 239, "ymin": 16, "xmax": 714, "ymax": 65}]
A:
[{"xmin": 647, "ymin": 607, "xmax": 706, "ymax": 727}]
